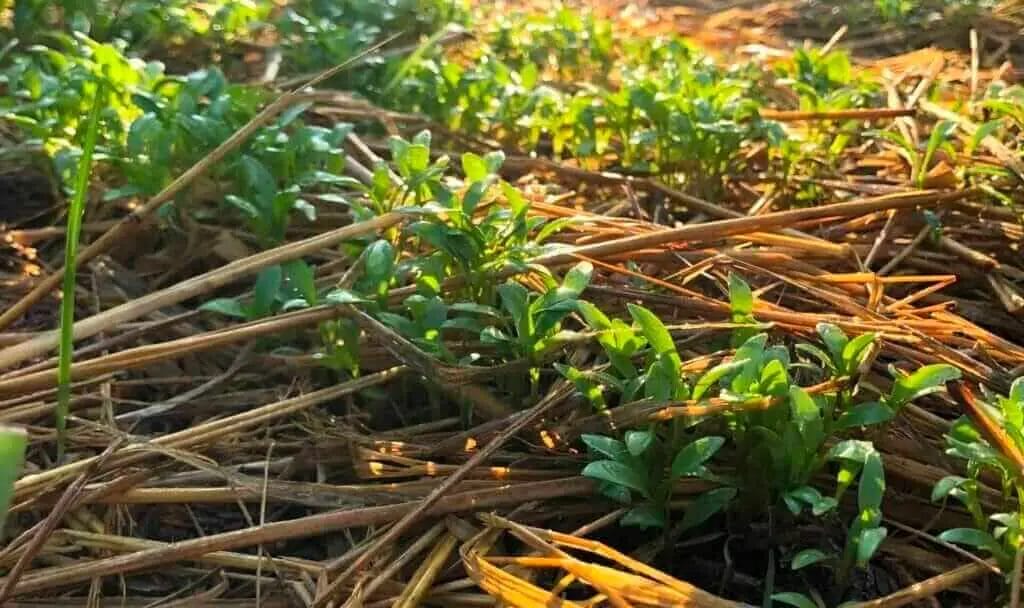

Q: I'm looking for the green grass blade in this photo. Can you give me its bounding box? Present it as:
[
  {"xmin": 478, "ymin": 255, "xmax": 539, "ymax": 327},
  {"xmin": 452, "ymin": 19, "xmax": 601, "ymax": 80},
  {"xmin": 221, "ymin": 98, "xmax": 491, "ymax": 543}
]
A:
[
  {"xmin": 56, "ymin": 84, "xmax": 105, "ymax": 460},
  {"xmin": 0, "ymin": 425, "xmax": 27, "ymax": 532}
]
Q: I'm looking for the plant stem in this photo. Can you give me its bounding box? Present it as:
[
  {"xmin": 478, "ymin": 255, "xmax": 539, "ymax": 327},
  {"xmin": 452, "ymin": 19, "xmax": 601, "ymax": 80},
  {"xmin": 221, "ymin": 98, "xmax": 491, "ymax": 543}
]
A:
[{"xmin": 56, "ymin": 83, "xmax": 105, "ymax": 461}]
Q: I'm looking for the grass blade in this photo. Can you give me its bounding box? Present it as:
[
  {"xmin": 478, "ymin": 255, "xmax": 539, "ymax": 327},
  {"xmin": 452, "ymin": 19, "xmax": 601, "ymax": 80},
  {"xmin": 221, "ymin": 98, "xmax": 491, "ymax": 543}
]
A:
[
  {"xmin": 56, "ymin": 83, "xmax": 105, "ymax": 460},
  {"xmin": 0, "ymin": 425, "xmax": 27, "ymax": 532}
]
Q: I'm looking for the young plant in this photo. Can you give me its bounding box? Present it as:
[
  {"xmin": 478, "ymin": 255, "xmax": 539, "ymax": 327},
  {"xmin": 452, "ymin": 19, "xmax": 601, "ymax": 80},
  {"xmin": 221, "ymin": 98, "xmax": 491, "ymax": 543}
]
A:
[
  {"xmin": 934, "ymin": 378, "xmax": 1024, "ymax": 578},
  {"xmin": 482, "ymin": 262, "xmax": 593, "ymax": 393},
  {"xmin": 581, "ymin": 429, "xmax": 731, "ymax": 530},
  {"xmin": 56, "ymin": 80, "xmax": 103, "ymax": 459}
]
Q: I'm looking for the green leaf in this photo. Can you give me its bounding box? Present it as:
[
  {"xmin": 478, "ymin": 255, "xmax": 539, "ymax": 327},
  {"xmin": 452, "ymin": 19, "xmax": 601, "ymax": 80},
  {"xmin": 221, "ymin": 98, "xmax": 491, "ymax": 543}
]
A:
[
  {"xmin": 728, "ymin": 273, "xmax": 753, "ymax": 317},
  {"xmin": 671, "ymin": 436, "xmax": 725, "ymax": 479},
  {"xmin": 0, "ymin": 425, "xmax": 28, "ymax": 532},
  {"xmin": 791, "ymin": 548, "xmax": 830, "ymax": 570},
  {"xmin": 600, "ymin": 481, "xmax": 633, "ymax": 505},
  {"xmin": 816, "ymin": 322, "xmax": 848, "ymax": 366},
  {"xmin": 645, "ymin": 356, "xmax": 681, "ymax": 402},
  {"xmin": 771, "ymin": 592, "xmax": 819, "ymax": 608},
  {"xmin": 789, "ymin": 386, "xmax": 821, "ymax": 424},
  {"xmin": 324, "ymin": 289, "xmax": 368, "ymax": 305},
  {"xmin": 251, "ymin": 265, "xmax": 283, "ymax": 318},
  {"xmin": 836, "ymin": 402, "xmax": 894, "ymax": 430},
  {"xmin": 582, "ymin": 460, "xmax": 649, "ymax": 497},
  {"xmin": 931, "ymin": 476, "xmax": 968, "ymax": 503},
  {"xmin": 200, "ymin": 298, "xmax": 247, "ymax": 318},
  {"xmin": 461, "ymin": 152, "xmax": 488, "ymax": 182},
  {"xmin": 625, "ymin": 430, "xmax": 655, "ymax": 457},
  {"xmin": 693, "ymin": 358, "xmax": 748, "ymax": 401},
  {"xmin": 364, "ymin": 239, "xmax": 395, "ymax": 285},
  {"xmin": 577, "ymin": 301, "xmax": 612, "ymax": 330},
  {"xmin": 621, "ymin": 504, "xmax": 666, "ymax": 529},
  {"xmin": 560, "ymin": 261, "xmax": 593, "ymax": 298},
  {"xmin": 628, "ymin": 304, "xmax": 676, "ymax": 356},
  {"xmin": 858, "ymin": 451, "xmax": 885, "ymax": 512},
  {"xmin": 938, "ymin": 528, "xmax": 1003, "ymax": 554},
  {"xmin": 829, "ymin": 439, "xmax": 875, "ymax": 463},
  {"xmin": 968, "ymin": 120, "xmax": 1002, "ymax": 155},
  {"xmin": 841, "ymin": 333, "xmax": 876, "ymax": 374},
  {"xmin": 856, "ymin": 526, "xmax": 888, "ymax": 567},
  {"xmin": 680, "ymin": 487, "xmax": 736, "ymax": 531},
  {"xmin": 760, "ymin": 359, "xmax": 790, "ymax": 397},
  {"xmin": 889, "ymin": 364, "xmax": 961, "ymax": 407},
  {"xmin": 498, "ymin": 282, "xmax": 531, "ymax": 339},
  {"xmin": 283, "ymin": 260, "xmax": 317, "ymax": 305},
  {"xmin": 238, "ymin": 155, "xmax": 277, "ymax": 205}
]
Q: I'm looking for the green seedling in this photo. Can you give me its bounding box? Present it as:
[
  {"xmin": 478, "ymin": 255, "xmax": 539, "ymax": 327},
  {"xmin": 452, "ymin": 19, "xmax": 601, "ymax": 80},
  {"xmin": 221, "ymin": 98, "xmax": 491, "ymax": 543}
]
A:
[
  {"xmin": 56, "ymin": 80, "xmax": 103, "ymax": 459},
  {"xmin": 935, "ymin": 378, "xmax": 1024, "ymax": 578},
  {"xmin": 482, "ymin": 261, "xmax": 592, "ymax": 393},
  {"xmin": 581, "ymin": 429, "xmax": 732, "ymax": 530}
]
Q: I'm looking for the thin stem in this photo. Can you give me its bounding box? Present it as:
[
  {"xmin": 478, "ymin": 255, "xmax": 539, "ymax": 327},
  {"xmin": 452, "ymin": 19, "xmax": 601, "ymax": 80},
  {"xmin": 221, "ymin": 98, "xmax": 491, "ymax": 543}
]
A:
[{"xmin": 56, "ymin": 83, "xmax": 105, "ymax": 461}]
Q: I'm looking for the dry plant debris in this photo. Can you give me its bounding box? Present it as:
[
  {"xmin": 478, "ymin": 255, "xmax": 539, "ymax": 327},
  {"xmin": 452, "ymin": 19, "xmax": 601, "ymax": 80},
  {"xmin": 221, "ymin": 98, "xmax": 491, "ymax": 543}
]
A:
[{"xmin": 0, "ymin": 0, "xmax": 1023, "ymax": 606}]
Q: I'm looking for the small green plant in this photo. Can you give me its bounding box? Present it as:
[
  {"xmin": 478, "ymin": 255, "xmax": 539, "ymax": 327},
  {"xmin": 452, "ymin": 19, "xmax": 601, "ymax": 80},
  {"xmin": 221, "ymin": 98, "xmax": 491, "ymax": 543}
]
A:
[
  {"xmin": 0, "ymin": 425, "xmax": 28, "ymax": 533},
  {"xmin": 581, "ymin": 429, "xmax": 732, "ymax": 530},
  {"xmin": 874, "ymin": 120, "xmax": 957, "ymax": 188},
  {"xmin": 56, "ymin": 80, "xmax": 103, "ymax": 459},
  {"xmin": 482, "ymin": 261, "xmax": 593, "ymax": 393},
  {"xmin": 934, "ymin": 378, "xmax": 1024, "ymax": 579}
]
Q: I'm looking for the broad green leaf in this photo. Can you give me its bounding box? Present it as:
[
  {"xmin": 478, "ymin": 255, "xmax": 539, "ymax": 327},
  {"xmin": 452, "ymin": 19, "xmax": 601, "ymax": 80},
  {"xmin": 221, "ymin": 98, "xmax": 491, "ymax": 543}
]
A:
[
  {"xmin": 938, "ymin": 528, "xmax": 1003, "ymax": 554},
  {"xmin": 680, "ymin": 487, "xmax": 736, "ymax": 531},
  {"xmin": 625, "ymin": 430, "xmax": 655, "ymax": 457},
  {"xmin": 771, "ymin": 592, "xmax": 819, "ymax": 608},
  {"xmin": 461, "ymin": 152, "xmax": 488, "ymax": 182},
  {"xmin": 581, "ymin": 434, "xmax": 628, "ymax": 462},
  {"xmin": 498, "ymin": 282, "xmax": 530, "ymax": 339},
  {"xmin": 576, "ymin": 300, "xmax": 612, "ymax": 330},
  {"xmin": 789, "ymin": 386, "xmax": 821, "ymax": 423},
  {"xmin": 671, "ymin": 436, "xmax": 726, "ymax": 479},
  {"xmin": 628, "ymin": 304, "xmax": 675, "ymax": 356},
  {"xmin": 560, "ymin": 262, "xmax": 593, "ymax": 298},
  {"xmin": 200, "ymin": 297, "xmax": 247, "ymax": 318},
  {"xmin": 836, "ymin": 402, "xmax": 894, "ymax": 430},
  {"xmin": 1009, "ymin": 376, "xmax": 1024, "ymax": 406},
  {"xmin": 889, "ymin": 364, "xmax": 961, "ymax": 407},
  {"xmin": 816, "ymin": 322, "xmax": 848, "ymax": 366},
  {"xmin": 856, "ymin": 526, "xmax": 888, "ymax": 566},
  {"xmin": 0, "ymin": 425, "xmax": 27, "ymax": 532},
  {"xmin": 621, "ymin": 504, "xmax": 666, "ymax": 529},
  {"xmin": 858, "ymin": 451, "xmax": 885, "ymax": 512},
  {"xmin": 600, "ymin": 481, "xmax": 633, "ymax": 505},
  {"xmin": 364, "ymin": 239, "xmax": 395, "ymax": 285},
  {"xmin": 645, "ymin": 356, "xmax": 681, "ymax": 402},
  {"xmin": 791, "ymin": 548, "xmax": 829, "ymax": 570},
  {"xmin": 728, "ymin": 273, "xmax": 753, "ymax": 317},
  {"xmin": 693, "ymin": 358, "xmax": 748, "ymax": 401},
  {"xmin": 841, "ymin": 333, "xmax": 876, "ymax": 374},
  {"xmin": 251, "ymin": 265, "xmax": 283, "ymax": 318},
  {"xmin": 582, "ymin": 460, "xmax": 649, "ymax": 497},
  {"xmin": 283, "ymin": 260, "xmax": 317, "ymax": 305},
  {"xmin": 760, "ymin": 359, "xmax": 790, "ymax": 396},
  {"xmin": 931, "ymin": 476, "xmax": 968, "ymax": 502}
]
